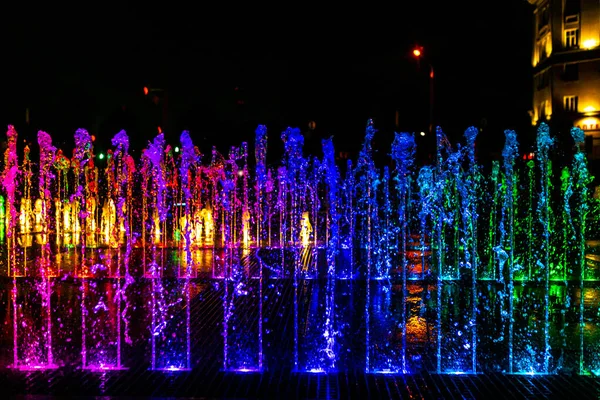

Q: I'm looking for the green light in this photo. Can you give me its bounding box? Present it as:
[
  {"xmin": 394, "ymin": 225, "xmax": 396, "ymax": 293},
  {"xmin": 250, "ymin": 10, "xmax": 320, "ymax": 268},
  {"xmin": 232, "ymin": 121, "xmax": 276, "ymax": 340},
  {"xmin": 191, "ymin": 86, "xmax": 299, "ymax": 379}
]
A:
[
  {"xmin": 0, "ymin": 194, "xmax": 5, "ymax": 221},
  {"xmin": 98, "ymin": 153, "xmax": 105, "ymax": 160},
  {"xmin": 174, "ymin": 146, "xmax": 180, "ymax": 153}
]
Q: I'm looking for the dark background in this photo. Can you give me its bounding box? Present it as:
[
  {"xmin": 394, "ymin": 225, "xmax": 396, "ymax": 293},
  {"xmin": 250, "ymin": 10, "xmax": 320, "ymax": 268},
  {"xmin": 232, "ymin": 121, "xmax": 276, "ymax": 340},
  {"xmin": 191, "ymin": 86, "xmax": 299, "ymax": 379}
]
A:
[{"xmin": 1, "ymin": 1, "xmax": 534, "ymax": 162}]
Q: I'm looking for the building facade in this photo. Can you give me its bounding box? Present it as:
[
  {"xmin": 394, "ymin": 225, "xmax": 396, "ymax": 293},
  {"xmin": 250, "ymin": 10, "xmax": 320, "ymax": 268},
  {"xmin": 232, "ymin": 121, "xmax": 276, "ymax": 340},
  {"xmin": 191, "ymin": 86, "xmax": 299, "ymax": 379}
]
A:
[{"xmin": 529, "ymin": 0, "xmax": 600, "ymax": 157}]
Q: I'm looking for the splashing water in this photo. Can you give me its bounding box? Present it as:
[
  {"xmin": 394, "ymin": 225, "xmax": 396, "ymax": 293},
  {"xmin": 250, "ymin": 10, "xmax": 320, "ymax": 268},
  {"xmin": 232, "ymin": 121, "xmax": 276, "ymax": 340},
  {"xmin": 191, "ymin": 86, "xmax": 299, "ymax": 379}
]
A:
[{"xmin": 1, "ymin": 119, "xmax": 599, "ymax": 376}]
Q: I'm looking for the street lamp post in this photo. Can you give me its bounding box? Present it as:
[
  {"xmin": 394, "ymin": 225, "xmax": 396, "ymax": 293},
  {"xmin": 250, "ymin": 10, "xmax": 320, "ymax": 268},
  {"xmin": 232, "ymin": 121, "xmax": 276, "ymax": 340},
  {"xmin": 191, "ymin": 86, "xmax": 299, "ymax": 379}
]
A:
[
  {"xmin": 144, "ymin": 86, "xmax": 168, "ymax": 134},
  {"xmin": 412, "ymin": 47, "xmax": 435, "ymax": 136}
]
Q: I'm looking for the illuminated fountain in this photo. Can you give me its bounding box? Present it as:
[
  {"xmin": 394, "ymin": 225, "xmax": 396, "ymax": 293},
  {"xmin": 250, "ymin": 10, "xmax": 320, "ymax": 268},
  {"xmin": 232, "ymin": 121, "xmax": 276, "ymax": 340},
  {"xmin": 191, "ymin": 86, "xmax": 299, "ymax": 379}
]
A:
[
  {"xmin": 254, "ymin": 125, "xmax": 268, "ymax": 249},
  {"xmin": 509, "ymin": 124, "xmax": 553, "ymax": 374},
  {"xmin": 452, "ymin": 126, "xmax": 479, "ymax": 373},
  {"xmin": 387, "ymin": 132, "xmax": 416, "ymax": 373},
  {"xmin": 280, "ymin": 128, "xmax": 311, "ymax": 371},
  {"xmin": 300, "ymin": 211, "xmax": 312, "ymax": 248},
  {"xmin": 320, "ymin": 138, "xmax": 340, "ymax": 372},
  {"xmin": 6, "ymin": 129, "xmax": 59, "ymax": 370},
  {"xmin": 569, "ymin": 127, "xmax": 595, "ymax": 374},
  {"xmin": 100, "ymin": 146, "xmax": 126, "ymax": 250},
  {"xmin": 112, "ymin": 129, "xmax": 135, "ymax": 353},
  {"xmin": 0, "ymin": 119, "xmax": 598, "ymax": 377},
  {"xmin": 18, "ymin": 146, "xmax": 33, "ymax": 251},
  {"xmin": 143, "ymin": 133, "xmax": 191, "ymax": 371},
  {"xmin": 221, "ymin": 136, "xmax": 265, "ymax": 372},
  {"xmin": 340, "ymin": 159, "xmax": 355, "ymax": 276},
  {"xmin": 362, "ymin": 121, "xmax": 394, "ymax": 373},
  {"xmin": 356, "ymin": 121, "xmax": 378, "ymax": 283},
  {"xmin": 73, "ymin": 129, "xmax": 118, "ymax": 371},
  {"xmin": 0, "ymin": 195, "xmax": 6, "ymax": 241},
  {"xmin": 496, "ymin": 129, "xmax": 519, "ymax": 374},
  {"xmin": 173, "ymin": 130, "xmax": 195, "ymax": 370}
]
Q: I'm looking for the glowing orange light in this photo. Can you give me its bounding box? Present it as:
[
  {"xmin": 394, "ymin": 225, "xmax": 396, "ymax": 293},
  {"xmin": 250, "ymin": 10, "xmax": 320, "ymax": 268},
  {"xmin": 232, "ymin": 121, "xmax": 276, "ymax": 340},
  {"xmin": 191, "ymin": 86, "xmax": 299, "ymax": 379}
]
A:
[
  {"xmin": 143, "ymin": 87, "xmax": 149, "ymax": 95},
  {"xmin": 413, "ymin": 48, "xmax": 421, "ymax": 57},
  {"xmin": 158, "ymin": 126, "xmax": 162, "ymax": 133},
  {"xmin": 91, "ymin": 135, "xmax": 96, "ymax": 142}
]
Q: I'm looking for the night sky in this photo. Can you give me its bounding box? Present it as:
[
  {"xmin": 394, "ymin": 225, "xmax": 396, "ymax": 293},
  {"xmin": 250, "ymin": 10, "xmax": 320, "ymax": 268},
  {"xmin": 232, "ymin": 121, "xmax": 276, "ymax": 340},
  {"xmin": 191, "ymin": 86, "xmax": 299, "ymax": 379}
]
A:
[{"xmin": 2, "ymin": 1, "xmax": 534, "ymax": 160}]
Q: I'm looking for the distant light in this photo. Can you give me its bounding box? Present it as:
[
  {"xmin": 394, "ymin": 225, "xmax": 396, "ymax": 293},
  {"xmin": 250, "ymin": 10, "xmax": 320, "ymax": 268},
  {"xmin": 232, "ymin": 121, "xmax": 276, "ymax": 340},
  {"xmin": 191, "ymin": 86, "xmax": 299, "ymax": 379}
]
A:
[
  {"xmin": 584, "ymin": 106, "xmax": 596, "ymax": 113},
  {"xmin": 237, "ymin": 170, "xmax": 244, "ymax": 177},
  {"xmin": 413, "ymin": 48, "xmax": 421, "ymax": 57},
  {"xmin": 98, "ymin": 153, "xmax": 105, "ymax": 160},
  {"xmin": 91, "ymin": 135, "xmax": 96, "ymax": 142},
  {"xmin": 234, "ymin": 368, "xmax": 258, "ymax": 373},
  {"xmin": 582, "ymin": 39, "xmax": 598, "ymax": 49},
  {"xmin": 420, "ymin": 131, "xmax": 426, "ymax": 136},
  {"xmin": 143, "ymin": 86, "xmax": 149, "ymax": 95},
  {"xmin": 158, "ymin": 126, "xmax": 162, "ymax": 134},
  {"xmin": 308, "ymin": 368, "xmax": 326, "ymax": 374},
  {"xmin": 174, "ymin": 146, "xmax": 180, "ymax": 153}
]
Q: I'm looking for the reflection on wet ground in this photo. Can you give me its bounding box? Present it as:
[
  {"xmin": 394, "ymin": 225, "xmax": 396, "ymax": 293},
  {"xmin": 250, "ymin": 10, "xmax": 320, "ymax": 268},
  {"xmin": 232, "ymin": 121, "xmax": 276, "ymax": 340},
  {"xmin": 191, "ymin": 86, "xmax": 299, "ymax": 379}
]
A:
[{"xmin": 1, "ymin": 247, "xmax": 600, "ymax": 398}]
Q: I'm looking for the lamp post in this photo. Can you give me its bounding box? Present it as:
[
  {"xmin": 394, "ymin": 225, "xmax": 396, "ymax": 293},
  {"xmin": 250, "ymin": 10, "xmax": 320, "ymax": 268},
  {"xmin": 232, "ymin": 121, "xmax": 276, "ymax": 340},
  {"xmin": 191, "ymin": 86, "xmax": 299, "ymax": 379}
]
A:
[
  {"xmin": 144, "ymin": 86, "xmax": 168, "ymax": 134},
  {"xmin": 411, "ymin": 46, "xmax": 435, "ymax": 136}
]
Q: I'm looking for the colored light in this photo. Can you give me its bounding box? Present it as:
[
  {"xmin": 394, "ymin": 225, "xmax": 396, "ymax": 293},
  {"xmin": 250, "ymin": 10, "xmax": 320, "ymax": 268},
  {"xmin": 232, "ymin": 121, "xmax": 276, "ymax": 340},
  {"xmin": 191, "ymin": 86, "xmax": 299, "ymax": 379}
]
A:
[
  {"xmin": 143, "ymin": 86, "xmax": 149, "ymax": 95},
  {"xmin": 582, "ymin": 39, "xmax": 598, "ymax": 49},
  {"xmin": 158, "ymin": 126, "xmax": 162, "ymax": 133},
  {"xmin": 98, "ymin": 153, "xmax": 104, "ymax": 160},
  {"xmin": 174, "ymin": 146, "xmax": 180, "ymax": 153},
  {"xmin": 413, "ymin": 48, "xmax": 421, "ymax": 57},
  {"xmin": 420, "ymin": 131, "xmax": 426, "ymax": 136}
]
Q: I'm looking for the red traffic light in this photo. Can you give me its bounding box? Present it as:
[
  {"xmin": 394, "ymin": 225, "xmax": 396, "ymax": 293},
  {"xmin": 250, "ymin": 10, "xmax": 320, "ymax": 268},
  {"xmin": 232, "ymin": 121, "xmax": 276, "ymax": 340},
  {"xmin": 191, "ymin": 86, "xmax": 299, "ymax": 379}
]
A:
[{"xmin": 143, "ymin": 87, "xmax": 149, "ymax": 95}]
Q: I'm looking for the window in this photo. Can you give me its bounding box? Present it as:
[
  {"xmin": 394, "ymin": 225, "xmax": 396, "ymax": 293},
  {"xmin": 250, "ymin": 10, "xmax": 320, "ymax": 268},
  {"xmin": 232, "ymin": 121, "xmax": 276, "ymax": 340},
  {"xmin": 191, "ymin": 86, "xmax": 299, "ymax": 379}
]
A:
[
  {"xmin": 538, "ymin": 34, "xmax": 551, "ymax": 61},
  {"xmin": 564, "ymin": 0, "xmax": 581, "ymax": 19},
  {"xmin": 536, "ymin": 70, "xmax": 550, "ymax": 89},
  {"xmin": 563, "ymin": 63, "xmax": 579, "ymax": 81},
  {"xmin": 564, "ymin": 95, "xmax": 579, "ymax": 112},
  {"xmin": 538, "ymin": 5, "xmax": 550, "ymax": 32},
  {"xmin": 565, "ymin": 28, "xmax": 579, "ymax": 48},
  {"xmin": 565, "ymin": 15, "xmax": 579, "ymax": 24}
]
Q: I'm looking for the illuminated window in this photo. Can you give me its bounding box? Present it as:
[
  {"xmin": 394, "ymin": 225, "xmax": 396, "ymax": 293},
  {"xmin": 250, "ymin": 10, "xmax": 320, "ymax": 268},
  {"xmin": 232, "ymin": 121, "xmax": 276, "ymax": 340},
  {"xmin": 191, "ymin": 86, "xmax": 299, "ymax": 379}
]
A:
[
  {"xmin": 564, "ymin": 95, "xmax": 578, "ymax": 112},
  {"xmin": 563, "ymin": 63, "xmax": 579, "ymax": 81},
  {"xmin": 565, "ymin": 28, "xmax": 579, "ymax": 48}
]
